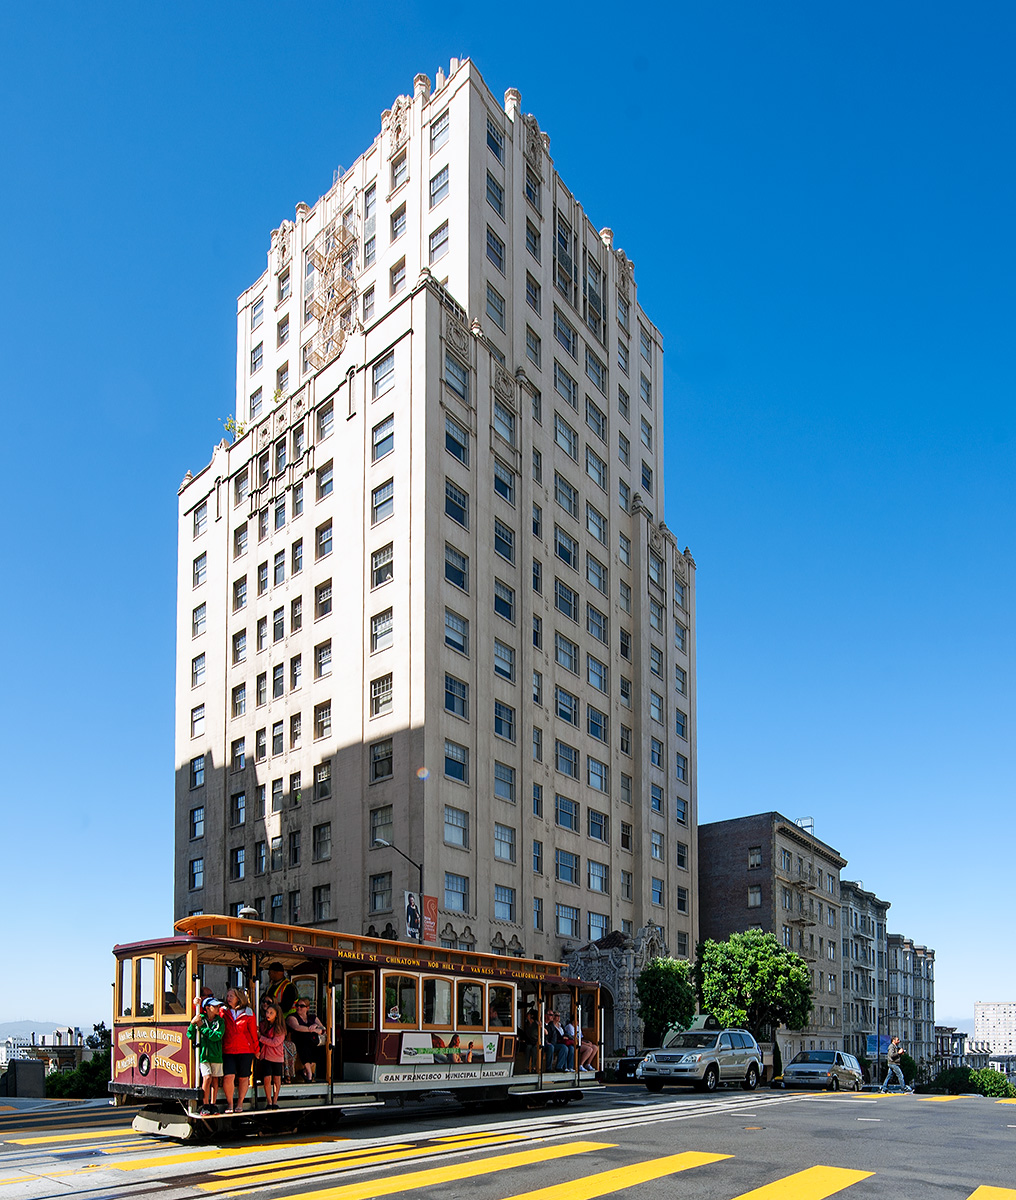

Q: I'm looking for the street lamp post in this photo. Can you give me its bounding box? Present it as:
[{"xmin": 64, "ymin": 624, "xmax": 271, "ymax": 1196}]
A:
[{"xmin": 372, "ymin": 837, "xmax": 424, "ymax": 939}]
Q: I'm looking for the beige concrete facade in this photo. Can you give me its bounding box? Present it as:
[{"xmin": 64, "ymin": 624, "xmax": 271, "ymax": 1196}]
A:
[
  {"xmin": 886, "ymin": 933, "xmax": 935, "ymax": 1072},
  {"xmin": 174, "ymin": 60, "xmax": 698, "ymax": 963},
  {"xmin": 839, "ymin": 880, "xmax": 890, "ymax": 1059}
]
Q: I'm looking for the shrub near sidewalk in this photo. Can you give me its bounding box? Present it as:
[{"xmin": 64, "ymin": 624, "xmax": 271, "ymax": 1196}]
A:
[{"xmin": 932, "ymin": 1066, "xmax": 1015, "ymax": 1098}]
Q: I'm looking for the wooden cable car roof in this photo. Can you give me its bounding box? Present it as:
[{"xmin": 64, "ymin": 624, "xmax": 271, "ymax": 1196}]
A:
[{"xmin": 115, "ymin": 915, "xmax": 581, "ymax": 986}]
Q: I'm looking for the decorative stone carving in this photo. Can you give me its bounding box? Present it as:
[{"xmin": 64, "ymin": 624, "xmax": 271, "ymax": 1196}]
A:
[
  {"xmin": 649, "ymin": 525, "xmax": 662, "ymax": 552},
  {"xmin": 272, "ymin": 221, "xmax": 293, "ymax": 274},
  {"xmin": 522, "ymin": 114, "xmax": 543, "ymax": 171},
  {"xmin": 446, "ymin": 313, "xmax": 470, "ymax": 360},
  {"xmin": 493, "ymin": 363, "xmax": 515, "ymax": 403},
  {"xmin": 259, "ymin": 423, "xmax": 270, "ymax": 445},
  {"xmin": 564, "ymin": 922, "xmax": 671, "ymax": 1055},
  {"xmin": 276, "ymin": 406, "xmax": 288, "ymax": 432},
  {"xmin": 615, "ymin": 249, "xmax": 634, "ymax": 301},
  {"xmin": 675, "ymin": 555, "xmax": 687, "ymax": 581},
  {"xmin": 293, "ymin": 391, "xmax": 305, "ymax": 417},
  {"xmin": 389, "ymin": 94, "xmax": 412, "ymax": 153}
]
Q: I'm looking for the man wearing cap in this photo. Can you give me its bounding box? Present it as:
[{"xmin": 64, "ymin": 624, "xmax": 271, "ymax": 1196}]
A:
[
  {"xmin": 187, "ymin": 998, "xmax": 225, "ymax": 1115},
  {"xmin": 264, "ymin": 963, "xmax": 298, "ymax": 1018}
]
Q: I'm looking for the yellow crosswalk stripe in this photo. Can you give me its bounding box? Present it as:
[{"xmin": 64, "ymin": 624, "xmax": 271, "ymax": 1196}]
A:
[
  {"xmin": 104, "ymin": 1140, "xmax": 412, "ymax": 1173},
  {"xmin": 199, "ymin": 1133, "xmax": 533, "ymax": 1190},
  {"xmin": 729, "ymin": 1165, "xmax": 874, "ymax": 1198},
  {"xmin": 966, "ymin": 1189, "xmax": 1016, "ymax": 1198},
  {"xmin": 918, "ymin": 1096, "xmax": 963, "ymax": 1102},
  {"xmin": 209, "ymin": 1141, "xmax": 615, "ymax": 1199},
  {"xmin": 496, "ymin": 1151, "xmax": 730, "ymax": 1199},
  {"xmin": 7, "ymin": 1128, "xmax": 145, "ymax": 1145},
  {"xmin": 994, "ymin": 1099, "xmax": 1016, "ymax": 1105}
]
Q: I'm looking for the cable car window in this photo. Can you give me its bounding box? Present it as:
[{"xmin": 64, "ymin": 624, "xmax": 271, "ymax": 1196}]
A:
[
  {"xmin": 488, "ymin": 984, "xmax": 514, "ymax": 1028},
  {"xmin": 345, "ymin": 972, "xmax": 374, "ymax": 1028},
  {"xmin": 138, "ymin": 957, "xmax": 156, "ymax": 1018},
  {"xmin": 118, "ymin": 958, "xmax": 133, "ymax": 1017},
  {"xmin": 162, "ymin": 954, "xmax": 187, "ymax": 1015},
  {"xmin": 423, "ymin": 978, "xmax": 453, "ymax": 1028},
  {"xmin": 456, "ymin": 980, "xmax": 485, "ymax": 1029},
  {"xmin": 383, "ymin": 974, "xmax": 418, "ymax": 1026}
]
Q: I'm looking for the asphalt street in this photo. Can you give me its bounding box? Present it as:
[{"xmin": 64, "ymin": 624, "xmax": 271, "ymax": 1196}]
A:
[{"xmin": 1, "ymin": 1084, "xmax": 1014, "ymax": 1199}]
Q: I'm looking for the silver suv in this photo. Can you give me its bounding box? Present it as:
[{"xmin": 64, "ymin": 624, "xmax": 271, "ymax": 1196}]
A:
[{"xmin": 636, "ymin": 1027, "xmax": 763, "ymax": 1093}]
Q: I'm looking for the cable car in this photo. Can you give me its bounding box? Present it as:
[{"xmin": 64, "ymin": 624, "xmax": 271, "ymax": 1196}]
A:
[{"xmin": 111, "ymin": 914, "xmax": 601, "ymax": 1139}]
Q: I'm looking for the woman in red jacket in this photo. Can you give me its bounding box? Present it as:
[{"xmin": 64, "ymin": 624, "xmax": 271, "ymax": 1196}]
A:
[{"xmin": 222, "ymin": 987, "xmax": 258, "ymax": 1112}]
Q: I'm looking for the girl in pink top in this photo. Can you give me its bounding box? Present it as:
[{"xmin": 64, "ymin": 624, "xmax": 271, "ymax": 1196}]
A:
[{"xmin": 257, "ymin": 1003, "xmax": 286, "ymax": 1108}]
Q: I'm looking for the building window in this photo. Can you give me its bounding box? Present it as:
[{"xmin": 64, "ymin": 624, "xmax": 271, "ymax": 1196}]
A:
[
  {"xmin": 493, "ymin": 460, "xmax": 515, "ymax": 504},
  {"xmin": 493, "ymin": 580, "xmax": 515, "ymax": 622},
  {"xmin": 554, "ymin": 412, "xmax": 578, "ymax": 461},
  {"xmin": 189, "ymin": 806, "xmax": 205, "ymax": 840},
  {"xmin": 494, "ymin": 823, "xmax": 516, "ymax": 863},
  {"xmin": 494, "ymin": 701, "xmax": 516, "ymax": 742},
  {"xmin": 486, "ymin": 115, "xmax": 504, "ymax": 160},
  {"xmin": 314, "ymin": 701, "xmax": 332, "ymax": 740},
  {"xmin": 444, "ymin": 740, "xmax": 468, "ymax": 783},
  {"xmin": 445, "ymin": 479, "xmax": 468, "ymax": 527},
  {"xmin": 189, "ymin": 858, "xmax": 204, "ymax": 890},
  {"xmin": 444, "ymin": 805, "xmax": 468, "ymax": 848},
  {"xmin": 676, "ymin": 753, "xmax": 689, "ymax": 782},
  {"xmin": 586, "ymin": 604, "xmax": 608, "ymax": 644},
  {"xmin": 486, "ymin": 283, "xmax": 506, "ymax": 330},
  {"xmin": 650, "ymin": 738, "xmax": 664, "ymax": 767},
  {"xmin": 368, "ymin": 805, "xmax": 393, "ymax": 851},
  {"xmin": 445, "ymin": 415, "xmax": 468, "ymax": 465},
  {"xmin": 587, "ymin": 655, "xmax": 608, "ymax": 694},
  {"xmin": 370, "ymin": 872, "xmax": 393, "ymax": 914},
  {"xmin": 651, "ymin": 877, "xmax": 665, "ymax": 906},
  {"xmin": 390, "ymin": 258, "xmax": 406, "ymax": 295},
  {"xmin": 391, "ymin": 151, "xmax": 408, "ymax": 189},
  {"xmin": 445, "ymin": 872, "xmax": 469, "ymax": 913},
  {"xmin": 493, "ymin": 399, "xmax": 515, "ymax": 446},
  {"xmin": 526, "ymin": 272, "xmax": 541, "ymax": 313},
  {"xmin": 676, "ymin": 797, "xmax": 688, "ymax": 824},
  {"xmin": 486, "ymin": 171, "xmax": 504, "ymax": 217},
  {"xmin": 444, "ymin": 609, "xmax": 468, "ymax": 656},
  {"xmin": 493, "ymin": 638, "xmax": 514, "ymax": 681},
  {"xmin": 555, "ymin": 633, "xmax": 578, "ymax": 674},
  {"xmin": 555, "ymin": 525, "xmax": 578, "ymax": 569},
  {"xmin": 371, "ymin": 543, "xmax": 394, "ymax": 589},
  {"xmin": 251, "ymin": 342, "xmax": 263, "ymax": 373},
  {"xmin": 555, "ymin": 740, "xmax": 579, "ymax": 779},
  {"xmin": 556, "ymin": 848, "xmax": 579, "ymax": 885},
  {"xmin": 192, "ymin": 602, "xmax": 207, "ymax": 637},
  {"xmin": 372, "ymin": 479, "xmax": 394, "ymax": 525},
  {"xmin": 370, "ymin": 674, "xmax": 393, "ymax": 717},
  {"xmin": 445, "ymin": 544, "xmax": 468, "ymax": 591},
  {"xmin": 556, "ymin": 903, "xmax": 579, "ymax": 937},
  {"xmin": 312, "ymin": 823, "xmax": 332, "ymax": 863},
  {"xmin": 676, "ymin": 886, "xmax": 689, "ymax": 914},
  {"xmin": 445, "ymin": 673, "xmax": 468, "ymax": 719},
  {"xmin": 189, "ymin": 755, "xmax": 205, "ymax": 789},
  {"xmin": 430, "ymin": 108, "xmax": 449, "ymax": 152},
  {"xmin": 553, "ymin": 794, "xmax": 578, "ymax": 832},
  {"xmin": 445, "ymin": 352, "xmax": 469, "ymax": 401},
  {"xmin": 429, "ymin": 221, "xmax": 450, "ymax": 263},
  {"xmin": 486, "ymin": 226, "xmax": 505, "ymax": 274}
]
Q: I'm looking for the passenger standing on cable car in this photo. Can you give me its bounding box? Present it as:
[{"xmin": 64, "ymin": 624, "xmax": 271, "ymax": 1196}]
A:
[
  {"xmin": 287, "ymin": 999, "xmax": 325, "ymax": 1082},
  {"xmin": 222, "ymin": 987, "xmax": 258, "ymax": 1113}
]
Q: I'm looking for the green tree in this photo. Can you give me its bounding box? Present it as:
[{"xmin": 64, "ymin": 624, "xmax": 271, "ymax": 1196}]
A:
[
  {"xmin": 696, "ymin": 930, "xmax": 812, "ymax": 1079},
  {"xmin": 899, "ymin": 1052, "xmax": 919, "ymax": 1086},
  {"xmin": 45, "ymin": 1050, "xmax": 111, "ymax": 1100},
  {"xmin": 85, "ymin": 1022, "xmax": 110, "ymax": 1052},
  {"xmin": 970, "ymin": 1068, "xmax": 1016, "ymax": 1098},
  {"xmin": 636, "ymin": 957, "xmax": 696, "ymax": 1046}
]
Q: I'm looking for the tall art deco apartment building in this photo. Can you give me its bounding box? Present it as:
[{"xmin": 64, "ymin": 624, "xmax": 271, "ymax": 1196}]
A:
[{"xmin": 174, "ymin": 60, "xmax": 698, "ymax": 963}]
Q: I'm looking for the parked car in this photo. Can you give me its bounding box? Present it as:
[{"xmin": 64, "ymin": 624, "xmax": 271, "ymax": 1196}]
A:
[
  {"xmin": 781, "ymin": 1049, "xmax": 864, "ymax": 1091},
  {"xmin": 635, "ymin": 1024, "xmax": 763, "ymax": 1093}
]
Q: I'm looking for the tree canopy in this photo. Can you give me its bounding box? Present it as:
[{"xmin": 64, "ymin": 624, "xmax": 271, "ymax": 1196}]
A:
[
  {"xmin": 696, "ymin": 930, "xmax": 812, "ymax": 1040},
  {"xmin": 636, "ymin": 956, "xmax": 696, "ymax": 1045}
]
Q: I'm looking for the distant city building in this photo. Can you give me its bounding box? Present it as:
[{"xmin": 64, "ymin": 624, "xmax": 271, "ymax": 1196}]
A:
[
  {"xmin": 0, "ymin": 1028, "xmax": 90, "ymax": 1074},
  {"xmin": 173, "ymin": 58, "xmax": 698, "ymax": 979},
  {"xmin": 974, "ymin": 1002, "xmax": 1016, "ymax": 1054},
  {"xmin": 934, "ymin": 1025, "xmax": 967, "ymax": 1072},
  {"xmin": 886, "ymin": 933, "xmax": 935, "ymax": 1072},
  {"xmin": 698, "ymin": 813, "xmax": 845, "ymax": 1059},
  {"xmin": 839, "ymin": 880, "xmax": 890, "ymax": 1060}
]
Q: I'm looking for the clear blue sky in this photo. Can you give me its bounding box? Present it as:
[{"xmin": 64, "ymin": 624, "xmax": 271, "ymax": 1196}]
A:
[{"xmin": 2, "ymin": 2, "xmax": 1012, "ymax": 1031}]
